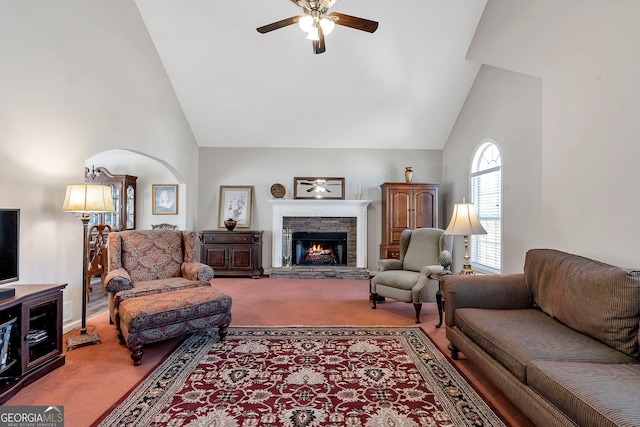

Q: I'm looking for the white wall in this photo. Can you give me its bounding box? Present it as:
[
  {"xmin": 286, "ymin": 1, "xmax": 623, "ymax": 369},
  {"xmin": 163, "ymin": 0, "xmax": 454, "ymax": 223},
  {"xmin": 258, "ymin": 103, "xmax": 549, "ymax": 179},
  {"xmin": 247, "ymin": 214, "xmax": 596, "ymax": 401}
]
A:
[
  {"xmin": 443, "ymin": 65, "xmax": 542, "ymax": 274},
  {"xmin": 197, "ymin": 147, "xmax": 443, "ymax": 270},
  {"xmin": 0, "ymin": 1, "xmax": 199, "ymax": 329},
  {"xmin": 444, "ymin": 0, "xmax": 640, "ymax": 271}
]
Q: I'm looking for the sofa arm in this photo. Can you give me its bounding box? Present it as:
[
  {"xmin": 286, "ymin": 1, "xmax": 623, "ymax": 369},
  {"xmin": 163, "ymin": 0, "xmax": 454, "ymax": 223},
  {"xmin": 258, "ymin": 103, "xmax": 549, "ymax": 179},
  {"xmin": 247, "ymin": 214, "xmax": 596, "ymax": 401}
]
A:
[
  {"xmin": 104, "ymin": 268, "xmax": 132, "ymax": 293},
  {"xmin": 378, "ymin": 259, "xmax": 403, "ymax": 271},
  {"xmin": 182, "ymin": 261, "xmax": 214, "ymax": 281},
  {"xmin": 443, "ymin": 273, "xmax": 531, "ymax": 327}
]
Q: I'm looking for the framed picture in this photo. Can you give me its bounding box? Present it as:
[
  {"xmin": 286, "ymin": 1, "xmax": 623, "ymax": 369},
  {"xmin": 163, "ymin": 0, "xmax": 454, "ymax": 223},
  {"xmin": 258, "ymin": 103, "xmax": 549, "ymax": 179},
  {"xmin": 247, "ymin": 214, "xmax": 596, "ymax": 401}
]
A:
[
  {"xmin": 294, "ymin": 177, "xmax": 345, "ymax": 200},
  {"xmin": 218, "ymin": 186, "xmax": 254, "ymax": 229},
  {"xmin": 152, "ymin": 184, "xmax": 178, "ymax": 215}
]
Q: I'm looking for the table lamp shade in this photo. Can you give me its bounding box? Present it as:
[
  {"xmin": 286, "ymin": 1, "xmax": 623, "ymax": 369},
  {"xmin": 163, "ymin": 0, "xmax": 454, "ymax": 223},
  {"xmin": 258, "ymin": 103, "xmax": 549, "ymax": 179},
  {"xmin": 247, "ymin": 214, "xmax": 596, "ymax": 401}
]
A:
[
  {"xmin": 61, "ymin": 184, "xmax": 115, "ymax": 212},
  {"xmin": 444, "ymin": 202, "xmax": 487, "ymax": 236}
]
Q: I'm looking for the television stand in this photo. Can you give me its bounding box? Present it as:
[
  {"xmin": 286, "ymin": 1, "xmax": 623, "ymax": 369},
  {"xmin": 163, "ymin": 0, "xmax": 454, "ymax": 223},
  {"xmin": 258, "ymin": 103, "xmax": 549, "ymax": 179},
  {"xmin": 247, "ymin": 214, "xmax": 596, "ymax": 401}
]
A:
[{"xmin": 0, "ymin": 284, "xmax": 66, "ymax": 404}]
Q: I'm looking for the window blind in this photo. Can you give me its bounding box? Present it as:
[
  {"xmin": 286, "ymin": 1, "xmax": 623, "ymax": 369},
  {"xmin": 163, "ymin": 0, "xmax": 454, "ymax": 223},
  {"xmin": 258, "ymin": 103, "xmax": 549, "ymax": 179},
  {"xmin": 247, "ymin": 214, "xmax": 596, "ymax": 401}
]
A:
[{"xmin": 471, "ymin": 166, "xmax": 501, "ymax": 271}]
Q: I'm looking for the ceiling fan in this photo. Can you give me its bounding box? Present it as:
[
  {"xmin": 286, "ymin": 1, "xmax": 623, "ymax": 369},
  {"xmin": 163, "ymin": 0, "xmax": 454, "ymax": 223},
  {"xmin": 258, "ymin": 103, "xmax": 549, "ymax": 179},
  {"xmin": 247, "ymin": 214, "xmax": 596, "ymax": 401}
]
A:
[{"xmin": 257, "ymin": 0, "xmax": 379, "ymax": 54}]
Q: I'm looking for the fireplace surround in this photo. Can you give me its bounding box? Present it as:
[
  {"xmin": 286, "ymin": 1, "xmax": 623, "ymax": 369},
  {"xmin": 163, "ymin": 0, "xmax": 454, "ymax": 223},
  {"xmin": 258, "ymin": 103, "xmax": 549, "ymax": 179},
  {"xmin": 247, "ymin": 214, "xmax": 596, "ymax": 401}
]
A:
[{"xmin": 268, "ymin": 200, "xmax": 371, "ymax": 269}]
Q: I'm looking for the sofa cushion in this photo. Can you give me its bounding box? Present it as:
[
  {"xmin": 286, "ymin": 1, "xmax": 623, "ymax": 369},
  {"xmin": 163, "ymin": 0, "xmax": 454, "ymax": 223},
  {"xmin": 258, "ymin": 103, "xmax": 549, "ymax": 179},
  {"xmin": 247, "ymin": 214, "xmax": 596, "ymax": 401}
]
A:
[
  {"xmin": 527, "ymin": 360, "xmax": 640, "ymax": 427},
  {"xmin": 372, "ymin": 270, "xmax": 420, "ymax": 291},
  {"xmin": 455, "ymin": 308, "xmax": 636, "ymax": 383},
  {"xmin": 114, "ymin": 278, "xmax": 211, "ymax": 304},
  {"xmin": 119, "ymin": 286, "xmax": 232, "ymax": 331},
  {"xmin": 524, "ymin": 249, "xmax": 640, "ymax": 358}
]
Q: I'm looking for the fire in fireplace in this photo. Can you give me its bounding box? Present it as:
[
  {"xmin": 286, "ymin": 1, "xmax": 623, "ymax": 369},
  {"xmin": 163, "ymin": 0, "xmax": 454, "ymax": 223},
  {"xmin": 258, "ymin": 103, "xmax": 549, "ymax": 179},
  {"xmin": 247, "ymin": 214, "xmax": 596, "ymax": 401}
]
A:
[{"xmin": 293, "ymin": 232, "xmax": 347, "ymax": 266}]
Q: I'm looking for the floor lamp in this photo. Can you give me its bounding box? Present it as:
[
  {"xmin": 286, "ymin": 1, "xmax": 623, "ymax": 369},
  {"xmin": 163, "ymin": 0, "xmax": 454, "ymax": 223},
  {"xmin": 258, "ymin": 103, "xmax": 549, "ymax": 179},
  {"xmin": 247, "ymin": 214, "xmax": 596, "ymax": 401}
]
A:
[
  {"xmin": 62, "ymin": 183, "xmax": 115, "ymax": 350},
  {"xmin": 444, "ymin": 199, "xmax": 487, "ymax": 275}
]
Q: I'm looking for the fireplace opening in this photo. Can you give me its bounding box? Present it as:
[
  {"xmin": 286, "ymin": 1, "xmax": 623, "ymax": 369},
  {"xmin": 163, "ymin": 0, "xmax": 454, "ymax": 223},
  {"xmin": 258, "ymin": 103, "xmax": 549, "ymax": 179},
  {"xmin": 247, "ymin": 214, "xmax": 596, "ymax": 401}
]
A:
[{"xmin": 293, "ymin": 232, "xmax": 347, "ymax": 266}]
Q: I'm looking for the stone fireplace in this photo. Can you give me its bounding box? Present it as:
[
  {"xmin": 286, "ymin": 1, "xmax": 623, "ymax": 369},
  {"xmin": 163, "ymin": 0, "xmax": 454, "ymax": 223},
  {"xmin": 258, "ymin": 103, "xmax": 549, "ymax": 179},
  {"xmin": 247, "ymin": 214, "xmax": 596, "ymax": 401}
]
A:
[{"xmin": 268, "ymin": 200, "xmax": 371, "ymax": 269}]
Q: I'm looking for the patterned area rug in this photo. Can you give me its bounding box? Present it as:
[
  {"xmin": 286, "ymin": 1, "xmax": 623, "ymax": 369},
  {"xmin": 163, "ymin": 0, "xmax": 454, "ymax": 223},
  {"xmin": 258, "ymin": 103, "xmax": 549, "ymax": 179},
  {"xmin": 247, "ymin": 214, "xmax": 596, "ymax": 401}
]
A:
[{"xmin": 95, "ymin": 327, "xmax": 506, "ymax": 427}]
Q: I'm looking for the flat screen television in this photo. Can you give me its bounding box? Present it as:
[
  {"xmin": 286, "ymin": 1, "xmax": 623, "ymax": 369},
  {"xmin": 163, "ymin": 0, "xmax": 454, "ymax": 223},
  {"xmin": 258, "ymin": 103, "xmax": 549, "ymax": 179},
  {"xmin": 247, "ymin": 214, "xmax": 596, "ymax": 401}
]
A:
[{"xmin": 0, "ymin": 209, "xmax": 19, "ymax": 285}]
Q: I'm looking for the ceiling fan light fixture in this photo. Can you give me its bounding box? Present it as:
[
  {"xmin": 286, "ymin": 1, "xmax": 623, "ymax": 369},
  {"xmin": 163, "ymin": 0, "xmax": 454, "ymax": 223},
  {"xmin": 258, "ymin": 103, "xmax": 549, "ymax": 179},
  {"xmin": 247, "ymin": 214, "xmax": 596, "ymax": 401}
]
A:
[
  {"xmin": 298, "ymin": 14, "xmax": 313, "ymax": 32},
  {"xmin": 306, "ymin": 25, "xmax": 320, "ymax": 41},
  {"xmin": 319, "ymin": 17, "xmax": 335, "ymax": 35},
  {"xmin": 256, "ymin": 1, "xmax": 379, "ymax": 54}
]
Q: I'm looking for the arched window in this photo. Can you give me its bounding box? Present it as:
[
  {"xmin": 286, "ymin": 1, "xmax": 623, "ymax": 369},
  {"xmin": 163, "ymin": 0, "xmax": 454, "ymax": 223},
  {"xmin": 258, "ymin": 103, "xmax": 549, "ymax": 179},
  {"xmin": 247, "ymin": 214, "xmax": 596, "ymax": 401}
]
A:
[{"xmin": 470, "ymin": 141, "xmax": 502, "ymax": 273}]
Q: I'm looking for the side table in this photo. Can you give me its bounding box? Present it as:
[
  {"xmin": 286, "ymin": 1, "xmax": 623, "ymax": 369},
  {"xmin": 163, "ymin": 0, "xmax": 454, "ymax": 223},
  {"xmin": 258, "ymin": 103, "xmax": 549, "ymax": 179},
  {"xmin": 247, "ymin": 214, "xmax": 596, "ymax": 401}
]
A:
[{"xmin": 429, "ymin": 273, "xmax": 451, "ymax": 328}]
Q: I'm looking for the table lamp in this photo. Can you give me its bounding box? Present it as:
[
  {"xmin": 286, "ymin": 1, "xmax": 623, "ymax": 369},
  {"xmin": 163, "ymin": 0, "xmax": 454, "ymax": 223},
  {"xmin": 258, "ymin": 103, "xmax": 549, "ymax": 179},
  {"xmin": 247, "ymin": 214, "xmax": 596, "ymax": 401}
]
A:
[{"xmin": 444, "ymin": 199, "xmax": 487, "ymax": 274}]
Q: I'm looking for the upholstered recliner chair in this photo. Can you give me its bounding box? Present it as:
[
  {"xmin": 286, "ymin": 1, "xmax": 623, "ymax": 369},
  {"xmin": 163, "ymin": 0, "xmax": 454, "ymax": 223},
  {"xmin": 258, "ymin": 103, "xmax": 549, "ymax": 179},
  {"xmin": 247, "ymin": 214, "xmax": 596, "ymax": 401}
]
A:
[
  {"xmin": 370, "ymin": 227, "xmax": 453, "ymax": 324},
  {"xmin": 105, "ymin": 229, "xmax": 214, "ymax": 325}
]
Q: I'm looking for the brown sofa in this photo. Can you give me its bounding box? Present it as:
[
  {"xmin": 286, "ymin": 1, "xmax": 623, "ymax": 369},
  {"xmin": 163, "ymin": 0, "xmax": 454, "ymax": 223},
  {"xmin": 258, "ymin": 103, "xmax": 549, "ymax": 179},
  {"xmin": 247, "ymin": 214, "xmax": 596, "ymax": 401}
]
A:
[{"xmin": 443, "ymin": 249, "xmax": 640, "ymax": 427}]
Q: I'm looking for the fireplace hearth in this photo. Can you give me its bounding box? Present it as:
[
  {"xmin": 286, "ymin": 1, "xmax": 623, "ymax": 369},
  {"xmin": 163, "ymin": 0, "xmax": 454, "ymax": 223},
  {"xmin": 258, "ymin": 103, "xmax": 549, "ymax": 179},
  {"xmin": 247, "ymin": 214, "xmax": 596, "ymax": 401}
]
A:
[{"xmin": 293, "ymin": 232, "xmax": 347, "ymax": 266}]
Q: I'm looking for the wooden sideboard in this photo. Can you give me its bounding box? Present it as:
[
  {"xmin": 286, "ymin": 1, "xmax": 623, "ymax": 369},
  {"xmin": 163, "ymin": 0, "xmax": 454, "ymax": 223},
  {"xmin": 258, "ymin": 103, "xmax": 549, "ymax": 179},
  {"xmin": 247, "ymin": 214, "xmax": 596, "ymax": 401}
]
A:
[
  {"xmin": 200, "ymin": 230, "xmax": 263, "ymax": 279},
  {"xmin": 0, "ymin": 284, "xmax": 66, "ymax": 404},
  {"xmin": 380, "ymin": 182, "xmax": 439, "ymax": 259}
]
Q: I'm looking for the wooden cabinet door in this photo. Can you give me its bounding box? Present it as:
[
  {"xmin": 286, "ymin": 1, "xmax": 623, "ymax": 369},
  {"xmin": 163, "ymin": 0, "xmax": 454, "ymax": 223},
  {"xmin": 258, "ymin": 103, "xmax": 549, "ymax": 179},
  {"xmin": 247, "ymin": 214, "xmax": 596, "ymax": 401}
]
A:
[
  {"xmin": 228, "ymin": 245, "xmax": 254, "ymax": 271},
  {"xmin": 413, "ymin": 188, "xmax": 437, "ymax": 229},
  {"xmin": 202, "ymin": 246, "xmax": 229, "ymax": 270},
  {"xmin": 390, "ymin": 188, "xmax": 412, "ymax": 230}
]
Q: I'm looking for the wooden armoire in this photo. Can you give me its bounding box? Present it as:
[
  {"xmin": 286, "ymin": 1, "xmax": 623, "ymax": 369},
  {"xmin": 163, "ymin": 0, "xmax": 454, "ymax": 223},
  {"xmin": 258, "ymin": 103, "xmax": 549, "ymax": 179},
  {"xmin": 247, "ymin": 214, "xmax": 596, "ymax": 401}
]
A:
[{"xmin": 379, "ymin": 182, "xmax": 439, "ymax": 259}]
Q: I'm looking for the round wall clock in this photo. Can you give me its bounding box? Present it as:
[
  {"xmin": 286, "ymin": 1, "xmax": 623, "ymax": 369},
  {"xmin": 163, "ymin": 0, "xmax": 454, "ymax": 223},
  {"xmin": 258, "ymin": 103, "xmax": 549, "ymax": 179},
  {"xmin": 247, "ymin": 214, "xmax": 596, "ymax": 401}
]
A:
[{"xmin": 270, "ymin": 183, "xmax": 286, "ymax": 199}]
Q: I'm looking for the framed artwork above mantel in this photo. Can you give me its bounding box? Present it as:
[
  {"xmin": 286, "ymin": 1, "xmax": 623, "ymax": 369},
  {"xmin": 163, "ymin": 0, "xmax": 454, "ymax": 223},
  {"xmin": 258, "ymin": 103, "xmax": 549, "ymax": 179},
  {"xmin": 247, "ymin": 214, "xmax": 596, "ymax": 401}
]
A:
[{"xmin": 294, "ymin": 177, "xmax": 345, "ymax": 200}]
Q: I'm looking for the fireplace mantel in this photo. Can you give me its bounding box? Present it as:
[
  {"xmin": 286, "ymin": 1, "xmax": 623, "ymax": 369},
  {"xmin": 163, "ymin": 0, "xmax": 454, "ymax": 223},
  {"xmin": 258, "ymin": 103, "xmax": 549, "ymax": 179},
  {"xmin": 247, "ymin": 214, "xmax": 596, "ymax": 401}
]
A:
[{"xmin": 269, "ymin": 200, "xmax": 371, "ymax": 268}]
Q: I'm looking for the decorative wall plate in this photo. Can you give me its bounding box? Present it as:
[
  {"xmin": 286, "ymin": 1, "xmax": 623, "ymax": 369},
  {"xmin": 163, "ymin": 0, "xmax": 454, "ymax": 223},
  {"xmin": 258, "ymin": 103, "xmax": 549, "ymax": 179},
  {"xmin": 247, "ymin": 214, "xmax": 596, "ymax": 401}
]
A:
[{"xmin": 270, "ymin": 183, "xmax": 286, "ymax": 199}]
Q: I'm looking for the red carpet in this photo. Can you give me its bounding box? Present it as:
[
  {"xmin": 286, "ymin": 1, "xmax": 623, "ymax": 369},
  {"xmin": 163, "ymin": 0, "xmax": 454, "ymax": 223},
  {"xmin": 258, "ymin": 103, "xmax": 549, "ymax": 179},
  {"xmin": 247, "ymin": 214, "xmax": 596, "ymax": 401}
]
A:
[
  {"xmin": 6, "ymin": 278, "xmax": 533, "ymax": 427},
  {"xmin": 95, "ymin": 327, "xmax": 508, "ymax": 427}
]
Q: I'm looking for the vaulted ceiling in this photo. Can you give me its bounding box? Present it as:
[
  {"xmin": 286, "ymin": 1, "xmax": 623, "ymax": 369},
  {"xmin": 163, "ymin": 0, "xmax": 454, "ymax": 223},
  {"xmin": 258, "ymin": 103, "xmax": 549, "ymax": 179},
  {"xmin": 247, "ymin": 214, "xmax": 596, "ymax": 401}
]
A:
[{"xmin": 134, "ymin": 0, "xmax": 487, "ymax": 149}]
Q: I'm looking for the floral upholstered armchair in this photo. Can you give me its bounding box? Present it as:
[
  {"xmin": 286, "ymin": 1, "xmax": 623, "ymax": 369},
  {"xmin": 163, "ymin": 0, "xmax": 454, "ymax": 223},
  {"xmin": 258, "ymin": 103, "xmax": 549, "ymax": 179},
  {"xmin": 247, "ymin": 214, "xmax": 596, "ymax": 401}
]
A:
[{"xmin": 105, "ymin": 229, "xmax": 214, "ymax": 324}]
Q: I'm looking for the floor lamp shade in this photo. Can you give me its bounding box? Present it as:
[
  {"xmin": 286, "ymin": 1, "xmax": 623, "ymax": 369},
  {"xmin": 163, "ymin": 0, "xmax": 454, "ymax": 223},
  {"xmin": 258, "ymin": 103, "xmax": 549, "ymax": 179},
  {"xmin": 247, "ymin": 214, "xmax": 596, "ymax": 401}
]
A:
[
  {"xmin": 444, "ymin": 201, "xmax": 487, "ymax": 274},
  {"xmin": 61, "ymin": 184, "xmax": 115, "ymax": 213},
  {"xmin": 62, "ymin": 183, "xmax": 114, "ymax": 350}
]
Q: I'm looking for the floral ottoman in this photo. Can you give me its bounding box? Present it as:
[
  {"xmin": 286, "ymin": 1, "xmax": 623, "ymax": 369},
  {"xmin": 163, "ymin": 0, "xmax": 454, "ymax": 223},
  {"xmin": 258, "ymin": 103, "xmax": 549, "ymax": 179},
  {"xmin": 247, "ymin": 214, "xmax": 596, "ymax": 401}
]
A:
[{"xmin": 117, "ymin": 286, "xmax": 232, "ymax": 365}]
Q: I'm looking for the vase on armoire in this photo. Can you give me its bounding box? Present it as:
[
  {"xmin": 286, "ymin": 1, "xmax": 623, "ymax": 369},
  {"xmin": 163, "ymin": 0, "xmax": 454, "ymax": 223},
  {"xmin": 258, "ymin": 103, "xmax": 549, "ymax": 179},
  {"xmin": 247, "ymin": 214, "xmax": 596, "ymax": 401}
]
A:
[{"xmin": 405, "ymin": 167, "xmax": 413, "ymax": 183}]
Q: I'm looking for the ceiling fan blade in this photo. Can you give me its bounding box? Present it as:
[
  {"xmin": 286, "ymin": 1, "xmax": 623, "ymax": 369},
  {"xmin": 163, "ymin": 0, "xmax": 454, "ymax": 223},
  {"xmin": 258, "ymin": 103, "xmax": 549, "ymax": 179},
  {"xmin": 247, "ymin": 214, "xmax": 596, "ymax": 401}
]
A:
[
  {"xmin": 329, "ymin": 12, "xmax": 378, "ymax": 33},
  {"xmin": 257, "ymin": 16, "xmax": 300, "ymax": 34},
  {"xmin": 313, "ymin": 25, "xmax": 326, "ymax": 54}
]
